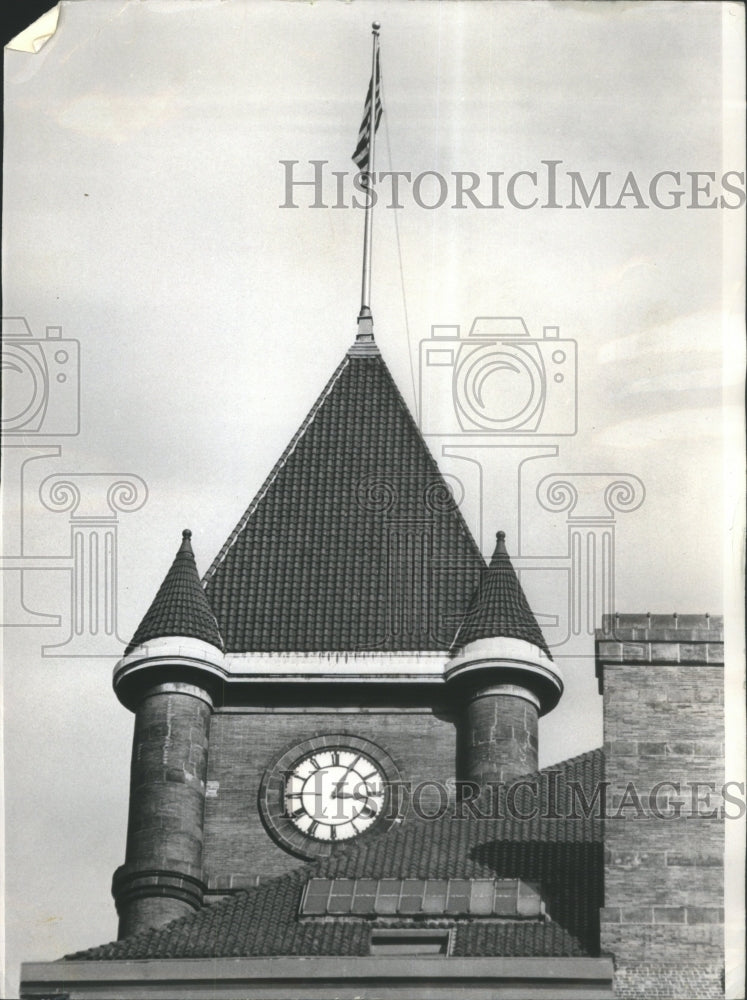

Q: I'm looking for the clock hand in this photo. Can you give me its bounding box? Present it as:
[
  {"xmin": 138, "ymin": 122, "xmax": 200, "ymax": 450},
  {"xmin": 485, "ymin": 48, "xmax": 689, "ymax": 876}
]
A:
[
  {"xmin": 332, "ymin": 785, "xmax": 376, "ymax": 799},
  {"xmin": 335, "ymin": 786, "xmax": 383, "ymax": 801},
  {"xmin": 332, "ymin": 755, "xmax": 362, "ymax": 794}
]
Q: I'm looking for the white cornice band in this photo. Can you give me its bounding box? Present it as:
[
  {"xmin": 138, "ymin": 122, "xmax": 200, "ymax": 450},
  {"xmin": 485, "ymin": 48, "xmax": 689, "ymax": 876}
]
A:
[
  {"xmin": 445, "ymin": 636, "xmax": 564, "ymax": 715},
  {"xmin": 113, "ymin": 636, "xmax": 562, "ymax": 711}
]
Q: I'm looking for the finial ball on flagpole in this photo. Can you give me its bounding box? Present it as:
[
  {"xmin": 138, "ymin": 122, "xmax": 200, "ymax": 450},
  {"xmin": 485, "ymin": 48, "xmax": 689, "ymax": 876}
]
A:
[{"xmin": 372, "ymin": 21, "xmax": 381, "ymax": 31}]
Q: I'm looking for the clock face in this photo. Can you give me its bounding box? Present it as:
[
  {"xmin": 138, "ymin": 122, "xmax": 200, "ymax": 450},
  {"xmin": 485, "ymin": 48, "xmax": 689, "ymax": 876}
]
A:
[
  {"xmin": 260, "ymin": 734, "xmax": 402, "ymax": 859},
  {"xmin": 284, "ymin": 748, "xmax": 385, "ymax": 842}
]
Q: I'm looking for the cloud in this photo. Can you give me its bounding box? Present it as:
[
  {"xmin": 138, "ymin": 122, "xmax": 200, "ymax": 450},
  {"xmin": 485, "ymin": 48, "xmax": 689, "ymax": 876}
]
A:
[
  {"xmin": 594, "ymin": 405, "xmax": 729, "ymax": 449},
  {"xmin": 625, "ymin": 366, "xmax": 723, "ymax": 395},
  {"xmin": 597, "ymin": 309, "xmax": 729, "ymax": 364},
  {"xmin": 57, "ymin": 89, "xmax": 178, "ymax": 143}
]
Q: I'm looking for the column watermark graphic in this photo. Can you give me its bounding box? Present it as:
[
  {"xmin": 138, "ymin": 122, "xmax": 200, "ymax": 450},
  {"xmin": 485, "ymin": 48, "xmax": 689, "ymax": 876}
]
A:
[
  {"xmin": 1, "ymin": 316, "xmax": 148, "ymax": 657},
  {"xmin": 536, "ymin": 474, "xmax": 645, "ymax": 642},
  {"xmin": 38, "ymin": 474, "xmax": 147, "ymax": 656}
]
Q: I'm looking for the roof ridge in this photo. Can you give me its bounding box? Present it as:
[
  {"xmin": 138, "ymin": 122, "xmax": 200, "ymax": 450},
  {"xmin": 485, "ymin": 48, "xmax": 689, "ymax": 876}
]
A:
[{"xmin": 202, "ymin": 354, "xmax": 352, "ymax": 584}]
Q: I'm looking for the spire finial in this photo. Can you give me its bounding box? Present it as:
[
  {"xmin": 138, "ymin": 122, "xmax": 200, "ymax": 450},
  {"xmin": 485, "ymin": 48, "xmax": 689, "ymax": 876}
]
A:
[
  {"xmin": 182, "ymin": 528, "xmax": 192, "ymax": 540},
  {"xmin": 179, "ymin": 528, "xmax": 194, "ymax": 555},
  {"xmin": 487, "ymin": 530, "xmax": 508, "ymax": 567},
  {"xmin": 349, "ymin": 306, "xmax": 379, "ymax": 356}
]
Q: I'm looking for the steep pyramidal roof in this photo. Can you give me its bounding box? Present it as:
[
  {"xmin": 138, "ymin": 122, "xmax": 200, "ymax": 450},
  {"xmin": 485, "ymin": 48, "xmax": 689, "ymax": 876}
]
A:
[
  {"xmin": 452, "ymin": 531, "xmax": 552, "ymax": 658},
  {"xmin": 203, "ymin": 346, "xmax": 485, "ymax": 652},
  {"xmin": 68, "ymin": 749, "xmax": 603, "ymax": 961},
  {"xmin": 126, "ymin": 530, "xmax": 224, "ymax": 654}
]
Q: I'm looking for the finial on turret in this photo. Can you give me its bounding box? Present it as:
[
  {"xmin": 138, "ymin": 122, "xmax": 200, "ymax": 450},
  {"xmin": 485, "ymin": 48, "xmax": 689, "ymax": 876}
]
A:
[
  {"xmin": 486, "ymin": 530, "xmax": 509, "ymax": 568},
  {"xmin": 178, "ymin": 528, "xmax": 194, "ymax": 555}
]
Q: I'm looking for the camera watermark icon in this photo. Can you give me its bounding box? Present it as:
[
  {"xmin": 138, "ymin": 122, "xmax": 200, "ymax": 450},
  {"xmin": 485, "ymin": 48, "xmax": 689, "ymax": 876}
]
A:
[
  {"xmin": 1, "ymin": 317, "xmax": 80, "ymax": 436},
  {"xmin": 419, "ymin": 318, "xmax": 577, "ymax": 437},
  {"xmin": 1, "ymin": 316, "xmax": 147, "ymax": 656},
  {"xmin": 408, "ymin": 313, "xmax": 646, "ymax": 656}
]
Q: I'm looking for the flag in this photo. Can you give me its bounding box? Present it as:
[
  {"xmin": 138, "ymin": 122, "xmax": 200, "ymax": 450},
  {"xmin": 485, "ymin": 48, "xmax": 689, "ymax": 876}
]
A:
[{"xmin": 352, "ymin": 51, "xmax": 382, "ymax": 172}]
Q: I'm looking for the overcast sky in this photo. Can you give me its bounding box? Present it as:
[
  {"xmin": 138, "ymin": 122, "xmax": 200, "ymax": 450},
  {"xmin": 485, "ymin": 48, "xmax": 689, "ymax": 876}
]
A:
[{"xmin": 2, "ymin": 1, "xmax": 745, "ymax": 995}]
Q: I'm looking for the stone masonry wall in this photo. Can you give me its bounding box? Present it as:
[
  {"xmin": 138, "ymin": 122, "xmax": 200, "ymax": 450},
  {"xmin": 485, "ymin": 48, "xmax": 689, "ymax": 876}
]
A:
[
  {"xmin": 596, "ymin": 614, "xmax": 724, "ymax": 997},
  {"xmin": 613, "ymin": 964, "xmax": 723, "ymax": 999},
  {"xmin": 201, "ymin": 705, "xmax": 457, "ymax": 888},
  {"xmin": 458, "ymin": 690, "xmax": 538, "ymax": 785},
  {"xmin": 116, "ymin": 686, "xmax": 212, "ymax": 937},
  {"xmin": 124, "ymin": 689, "xmax": 212, "ymax": 868}
]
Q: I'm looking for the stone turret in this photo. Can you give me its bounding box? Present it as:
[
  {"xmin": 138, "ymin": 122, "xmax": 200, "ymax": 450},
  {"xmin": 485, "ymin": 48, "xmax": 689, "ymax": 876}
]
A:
[
  {"xmin": 111, "ymin": 530, "xmax": 225, "ymax": 939},
  {"xmin": 447, "ymin": 531, "xmax": 563, "ymax": 787}
]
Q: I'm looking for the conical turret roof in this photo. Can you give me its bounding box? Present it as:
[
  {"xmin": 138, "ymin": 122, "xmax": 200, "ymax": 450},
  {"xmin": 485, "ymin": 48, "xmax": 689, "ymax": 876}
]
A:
[
  {"xmin": 202, "ymin": 347, "xmax": 485, "ymax": 652},
  {"xmin": 125, "ymin": 529, "xmax": 224, "ymax": 654},
  {"xmin": 452, "ymin": 531, "xmax": 552, "ymax": 658}
]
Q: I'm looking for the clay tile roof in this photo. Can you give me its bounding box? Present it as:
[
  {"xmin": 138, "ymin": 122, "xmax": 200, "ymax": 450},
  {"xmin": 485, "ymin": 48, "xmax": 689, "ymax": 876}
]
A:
[
  {"xmin": 66, "ymin": 748, "xmax": 603, "ymax": 962},
  {"xmin": 202, "ymin": 349, "xmax": 485, "ymax": 652},
  {"xmin": 125, "ymin": 530, "xmax": 224, "ymax": 654},
  {"xmin": 452, "ymin": 531, "xmax": 552, "ymax": 658}
]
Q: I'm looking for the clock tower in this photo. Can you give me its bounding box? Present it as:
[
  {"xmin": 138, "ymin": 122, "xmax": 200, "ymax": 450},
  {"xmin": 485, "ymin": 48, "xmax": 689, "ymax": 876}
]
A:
[
  {"xmin": 17, "ymin": 19, "xmax": 727, "ymax": 996},
  {"xmin": 110, "ymin": 322, "xmax": 562, "ymax": 938},
  {"xmin": 20, "ymin": 316, "xmax": 725, "ymax": 1000}
]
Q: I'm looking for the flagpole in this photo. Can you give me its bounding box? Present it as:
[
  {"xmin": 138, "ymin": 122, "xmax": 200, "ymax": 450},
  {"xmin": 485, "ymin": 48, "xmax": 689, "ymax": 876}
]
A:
[{"xmin": 357, "ymin": 22, "xmax": 380, "ymax": 338}]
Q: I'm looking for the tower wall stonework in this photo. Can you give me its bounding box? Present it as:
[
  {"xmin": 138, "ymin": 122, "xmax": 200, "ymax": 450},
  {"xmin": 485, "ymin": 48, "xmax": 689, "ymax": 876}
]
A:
[
  {"xmin": 113, "ymin": 684, "xmax": 212, "ymax": 939},
  {"xmin": 458, "ymin": 688, "xmax": 539, "ymax": 785},
  {"xmin": 596, "ymin": 614, "xmax": 724, "ymax": 999},
  {"xmin": 201, "ymin": 703, "xmax": 457, "ymax": 888}
]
